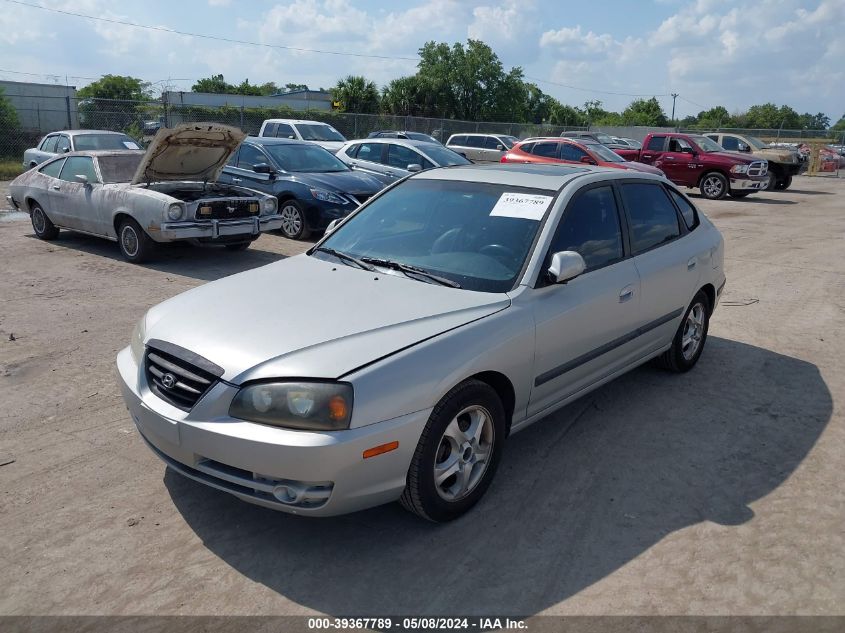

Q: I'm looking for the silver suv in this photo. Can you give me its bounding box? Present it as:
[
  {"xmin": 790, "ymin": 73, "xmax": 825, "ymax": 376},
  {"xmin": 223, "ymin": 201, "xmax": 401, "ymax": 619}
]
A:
[{"xmin": 446, "ymin": 133, "xmax": 518, "ymax": 163}]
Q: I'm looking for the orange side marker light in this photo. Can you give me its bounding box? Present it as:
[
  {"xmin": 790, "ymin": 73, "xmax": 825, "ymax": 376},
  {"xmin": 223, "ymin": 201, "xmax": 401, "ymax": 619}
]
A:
[{"xmin": 363, "ymin": 441, "xmax": 399, "ymax": 459}]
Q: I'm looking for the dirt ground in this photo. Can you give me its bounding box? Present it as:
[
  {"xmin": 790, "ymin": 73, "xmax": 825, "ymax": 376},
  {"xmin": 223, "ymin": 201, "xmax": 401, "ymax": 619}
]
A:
[{"xmin": 1, "ymin": 175, "xmax": 843, "ymax": 617}]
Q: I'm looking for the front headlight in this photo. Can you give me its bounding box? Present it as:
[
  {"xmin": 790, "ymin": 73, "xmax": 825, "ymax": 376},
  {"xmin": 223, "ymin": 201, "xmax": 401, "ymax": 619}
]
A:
[
  {"xmin": 730, "ymin": 164, "xmax": 748, "ymax": 174},
  {"xmin": 130, "ymin": 315, "xmax": 146, "ymax": 364},
  {"xmin": 167, "ymin": 203, "xmax": 184, "ymax": 220},
  {"xmin": 310, "ymin": 188, "xmax": 348, "ymax": 205},
  {"xmin": 260, "ymin": 197, "xmax": 277, "ymax": 215},
  {"xmin": 229, "ymin": 381, "xmax": 353, "ymax": 430}
]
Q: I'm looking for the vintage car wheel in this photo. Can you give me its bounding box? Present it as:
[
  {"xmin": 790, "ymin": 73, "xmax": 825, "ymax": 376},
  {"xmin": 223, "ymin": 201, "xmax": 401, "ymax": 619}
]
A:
[
  {"xmin": 657, "ymin": 291, "xmax": 710, "ymax": 373},
  {"xmin": 118, "ymin": 218, "xmax": 154, "ymax": 264},
  {"xmin": 400, "ymin": 379, "xmax": 505, "ymax": 522},
  {"xmin": 278, "ymin": 200, "xmax": 311, "ymax": 241},
  {"xmin": 224, "ymin": 241, "xmax": 251, "ymax": 251},
  {"xmin": 30, "ymin": 202, "xmax": 59, "ymax": 240},
  {"xmin": 699, "ymin": 172, "xmax": 728, "ymax": 200},
  {"xmin": 775, "ymin": 175, "xmax": 793, "ymax": 190}
]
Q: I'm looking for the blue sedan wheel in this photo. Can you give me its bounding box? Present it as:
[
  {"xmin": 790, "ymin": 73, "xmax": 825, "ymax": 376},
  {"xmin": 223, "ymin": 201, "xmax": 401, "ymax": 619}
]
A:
[{"xmin": 279, "ymin": 199, "xmax": 310, "ymax": 241}]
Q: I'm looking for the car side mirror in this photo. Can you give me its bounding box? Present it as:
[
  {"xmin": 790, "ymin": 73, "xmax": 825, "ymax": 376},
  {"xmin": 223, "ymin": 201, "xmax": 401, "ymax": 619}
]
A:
[
  {"xmin": 496, "ymin": 144, "xmax": 504, "ymax": 151},
  {"xmin": 579, "ymin": 156, "xmax": 597, "ymax": 165},
  {"xmin": 74, "ymin": 174, "xmax": 90, "ymax": 186},
  {"xmin": 252, "ymin": 163, "xmax": 275, "ymax": 175},
  {"xmin": 681, "ymin": 146, "xmax": 695, "ymax": 154},
  {"xmin": 406, "ymin": 163, "xmax": 422, "ymax": 172},
  {"xmin": 738, "ymin": 143, "xmax": 749, "ymax": 152},
  {"xmin": 547, "ymin": 251, "xmax": 586, "ymax": 284},
  {"xmin": 325, "ymin": 218, "xmax": 341, "ymax": 235},
  {"xmin": 62, "ymin": 147, "xmax": 70, "ymax": 154}
]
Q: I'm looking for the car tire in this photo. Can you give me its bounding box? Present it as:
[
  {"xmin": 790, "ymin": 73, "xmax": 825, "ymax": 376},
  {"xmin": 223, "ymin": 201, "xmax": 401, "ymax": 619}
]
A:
[
  {"xmin": 400, "ymin": 379, "xmax": 506, "ymax": 522},
  {"xmin": 117, "ymin": 218, "xmax": 155, "ymax": 264},
  {"xmin": 30, "ymin": 201, "xmax": 59, "ymax": 240},
  {"xmin": 775, "ymin": 175, "xmax": 793, "ymax": 190},
  {"xmin": 278, "ymin": 199, "xmax": 310, "ymax": 240},
  {"xmin": 656, "ymin": 291, "xmax": 711, "ymax": 373},
  {"xmin": 763, "ymin": 170, "xmax": 778, "ymax": 191},
  {"xmin": 224, "ymin": 241, "xmax": 251, "ymax": 251},
  {"xmin": 699, "ymin": 172, "xmax": 728, "ymax": 200},
  {"xmin": 728, "ymin": 191, "xmax": 750, "ymax": 198}
]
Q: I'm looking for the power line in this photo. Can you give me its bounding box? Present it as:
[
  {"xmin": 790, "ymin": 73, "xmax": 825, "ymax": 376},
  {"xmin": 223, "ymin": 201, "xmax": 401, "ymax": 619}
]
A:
[
  {"xmin": 4, "ymin": 0, "xmax": 420, "ymax": 62},
  {"xmin": 524, "ymin": 75, "xmax": 670, "ymax": 98}
]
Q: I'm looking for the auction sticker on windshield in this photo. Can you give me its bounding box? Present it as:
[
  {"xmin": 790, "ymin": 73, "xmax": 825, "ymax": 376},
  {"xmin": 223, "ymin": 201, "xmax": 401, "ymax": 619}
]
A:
[{"xmin": 489, "ymin": 192, "xmax": 553, "ymax": 220}]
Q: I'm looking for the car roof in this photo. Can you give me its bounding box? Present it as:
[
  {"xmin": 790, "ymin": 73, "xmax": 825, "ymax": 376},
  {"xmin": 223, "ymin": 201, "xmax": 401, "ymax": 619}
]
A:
[
  {"xmin": 44, "ymin": 130, "xmax": 129, "ymax": 136},
  {"xmin": 262, "ymin": 119, "xmax": 331, "ymax": 125},
  {"xmin": 448, "ymin": 133, "xmax": 512, "ymax": 138},
  {"xmin": 343, "ymin": 138, "xmax": 441, "ymax": 148},
  {"xmin": 245, "ymin": 135, "xmax": 312, "ymax": 146},
  {"xmin": 41, "ymin": 149, "xmax": 145, "ymax": 158}
]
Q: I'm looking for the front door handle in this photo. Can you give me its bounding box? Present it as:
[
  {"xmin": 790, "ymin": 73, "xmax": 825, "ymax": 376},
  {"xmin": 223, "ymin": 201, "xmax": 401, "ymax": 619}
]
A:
[
  {"xmin": 619, "ymin": 285, "xmax": 635, "ymax": 302},
  {"xmin": 51, "ymin": 185, "xmax": 61, "ymax": 190},
  {"xmin": 231, "ymin": 177, "xmax": 242, "ymax": 183},
  {"xmin": 687, "ymin": 257, "xmax": 697, "ymax": 270}
]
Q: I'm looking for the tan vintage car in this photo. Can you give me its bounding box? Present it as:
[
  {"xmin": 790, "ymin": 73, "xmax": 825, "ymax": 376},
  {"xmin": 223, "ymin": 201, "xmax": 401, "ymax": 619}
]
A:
[
  {"xmin": 6, "ymin": 124, "xmax": 281, "ymax": 263},
  {"xmin": 704, "ymin": 132, "xmax": 803, "ymax": 191}
]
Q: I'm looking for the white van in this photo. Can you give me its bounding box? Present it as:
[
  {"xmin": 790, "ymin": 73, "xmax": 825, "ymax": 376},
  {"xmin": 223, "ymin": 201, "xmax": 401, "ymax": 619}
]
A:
[{"xmin": 258, "ymin": 119, "xmax": 347, "ymax": 153}]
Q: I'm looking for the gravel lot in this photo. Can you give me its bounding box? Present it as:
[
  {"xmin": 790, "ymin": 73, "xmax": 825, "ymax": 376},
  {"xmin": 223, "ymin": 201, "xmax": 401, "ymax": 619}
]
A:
[{"xmin": 1, "ymin": 175, "xmax": 843, "ymax": 617}]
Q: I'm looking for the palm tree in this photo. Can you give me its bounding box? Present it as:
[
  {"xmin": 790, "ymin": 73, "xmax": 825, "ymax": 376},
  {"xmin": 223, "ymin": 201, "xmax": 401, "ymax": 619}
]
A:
[{"xmin": 331, "ymin": 75, "xmax": 380, "ymax": 114}]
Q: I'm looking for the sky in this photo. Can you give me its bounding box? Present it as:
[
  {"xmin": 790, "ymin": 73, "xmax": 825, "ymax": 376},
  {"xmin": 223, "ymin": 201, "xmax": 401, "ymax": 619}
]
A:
[{"xmin": 0, "ymin": 0, "xmax": 843, "ymax": 121}]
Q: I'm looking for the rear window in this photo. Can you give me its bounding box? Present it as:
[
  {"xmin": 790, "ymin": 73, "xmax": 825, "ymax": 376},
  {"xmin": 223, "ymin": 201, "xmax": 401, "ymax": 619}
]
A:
[
  {"xmin": 39, "ymin": 158, "xmax": 65, "ymax": 178},
  {"xmin": 646, "ymin": 136, "xmax": 666, "ymax": 151},
  {"xmin": 620, "ymin": 183, "xmax": 680, "ymax": 254},
  {"xmin": 465, "ymin": 136, "xmax": 485, "ymax": 148},
  {"xmin": 73, "ymin": 134, "xmax": 139, "ymax": 151},
  {"xmin": 667, "ymin": 188, "xmax": 699, "ymax": 230},
  {"xmin": 448, "ymin": 135, "xmax": 467, "ymax": 146},
  {"xmin": 532, "ymin": 142, "xmax": 559, "ymax": 158}
]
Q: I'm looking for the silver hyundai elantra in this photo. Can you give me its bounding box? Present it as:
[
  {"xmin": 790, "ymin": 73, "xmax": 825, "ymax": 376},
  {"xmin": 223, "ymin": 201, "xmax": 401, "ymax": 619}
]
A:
[{"xmin": 118, "ymin": 163, "xmax": 725, "ymax": 521}]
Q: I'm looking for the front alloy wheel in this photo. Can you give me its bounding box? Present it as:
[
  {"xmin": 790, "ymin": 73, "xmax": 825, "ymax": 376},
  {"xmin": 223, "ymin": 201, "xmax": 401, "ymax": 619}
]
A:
[
  {"xmin": 700, "ymin": 173, "xmax": 728, "ymax": 200},
  {"xmin": 433, "ymin": 405, "xmax": 495, "ymax": 502},
  {"xmin": 279, "ymin": 200, "xmax": 310, "ymax": 240}
]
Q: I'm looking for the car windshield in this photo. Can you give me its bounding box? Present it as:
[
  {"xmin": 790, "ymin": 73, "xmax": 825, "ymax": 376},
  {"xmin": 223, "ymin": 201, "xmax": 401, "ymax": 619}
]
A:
[
  {"xmin": 419, "ymin": 144, "xmax": 471, "ymax": 167},
  {"xmin": 587, "ymin": 143, "xmax": 625, "ymax": 162},
  {"xmin": 314, "ymin": 179, "xmax": 551, "ymax": 293},
  {"xmin": 294, "ymin": 123, "xmax": 346, "ymax": 142},
  {"xmin": 97, "ymin": 153, "xmax": 144, "ymax": 183},
  {"xmin": 745, "ymin": 136, "xmax": 769, "ymax": 150},
  {"xmin": 264, "ymin": 143, "xmax": 350, "ymax": 173},
  {"xmin": 690, "ymin": 135, "xmax": 724, "ymax": 153},
  {"xmin": 73, "ymin": 134, "xmax": 141, "ymax": 151}
]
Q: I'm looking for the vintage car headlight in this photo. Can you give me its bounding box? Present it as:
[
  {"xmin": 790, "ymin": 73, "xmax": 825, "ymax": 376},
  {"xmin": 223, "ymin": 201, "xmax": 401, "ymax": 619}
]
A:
[
  {"xmin": 310, "ymin": 188, "xmax": 348, "ymax": 205},
  {"xmin": 230, "ymin": 381, "xmax": 353, "ymax": 431},
  {"xmin": 730, "ymin": 164, "xmax": 748, "ymax": 174},
  {"xmin": 167, "ymin": 203, "xmax": 184, "ymax": 220},
  {"xmin": 260, "ymin": 197, "xmax": 277, "ymax": 215},
  {"xmin": 130, "ymin": 316, "xmax": 146, "ymax": 364}
]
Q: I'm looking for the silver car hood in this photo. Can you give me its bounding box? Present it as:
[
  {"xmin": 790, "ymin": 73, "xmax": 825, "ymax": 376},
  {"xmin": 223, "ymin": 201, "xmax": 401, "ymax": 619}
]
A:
[
  {"xmin": 143, "ymin": 255, "xmax": 510, "ymax": 383},
  {"xmin": 131, "ymin": 123, "xmax": 246, "ymax": 185}
]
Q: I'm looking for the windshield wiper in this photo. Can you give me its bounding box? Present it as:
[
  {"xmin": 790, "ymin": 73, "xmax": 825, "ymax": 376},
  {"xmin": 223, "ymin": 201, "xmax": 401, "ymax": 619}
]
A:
[
  {"xmin": 360, "ymin": 257, "xmax": 461, "ymax": 288},
  {"xmin": 314, "ymin": 247, "xmax": 375, "ymax": 271}
]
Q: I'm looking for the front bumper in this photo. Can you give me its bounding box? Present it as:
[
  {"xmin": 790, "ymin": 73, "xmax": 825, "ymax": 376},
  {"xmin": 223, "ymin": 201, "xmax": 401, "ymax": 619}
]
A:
[
  {"xmin": 156, "ymin": 215, "xmax": 282, "ymax": 242},
  {"xmin": 116, "ymin": 347, "xmax": 428, "ymax": 516},
  {"xmin": 5, "ymin": 195, "xmax": 18, "ymax": 210},
  {"xmin": 729, "ymin": 177, "xmax": 767, "ymax": 192}
]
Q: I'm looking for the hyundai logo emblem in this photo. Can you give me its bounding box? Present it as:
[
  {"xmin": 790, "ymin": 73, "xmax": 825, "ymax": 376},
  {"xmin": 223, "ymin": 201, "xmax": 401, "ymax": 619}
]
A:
[{"xmin": 161, "ymin": 373, "xmax": 177, "ymax": 389}]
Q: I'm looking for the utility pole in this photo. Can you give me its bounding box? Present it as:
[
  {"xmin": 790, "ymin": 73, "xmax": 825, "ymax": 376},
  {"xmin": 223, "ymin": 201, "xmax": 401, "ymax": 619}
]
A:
[{"xmin": 671, "ymin": 93, "xmax": 679, "ymax": 125}]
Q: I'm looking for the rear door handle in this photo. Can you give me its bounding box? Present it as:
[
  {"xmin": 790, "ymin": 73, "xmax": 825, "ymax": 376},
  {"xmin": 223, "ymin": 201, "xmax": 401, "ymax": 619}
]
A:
[
  {"xmin": 687, "ymin": 257, "xmax": 697, "ymax": 270},
  {"xmin": 619, "ymin": 285, "xmax": 635, "ymax": 302}
]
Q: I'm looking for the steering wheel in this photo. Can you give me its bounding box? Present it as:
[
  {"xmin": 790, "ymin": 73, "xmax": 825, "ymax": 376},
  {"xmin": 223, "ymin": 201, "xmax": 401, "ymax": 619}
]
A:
[
  {"xmin": 431, "ymin": 227, "xmax": 464, "ymax": 254},
  {"xmin": 479, "ymin": 244, "xmax": 517, "ymax": 265}
]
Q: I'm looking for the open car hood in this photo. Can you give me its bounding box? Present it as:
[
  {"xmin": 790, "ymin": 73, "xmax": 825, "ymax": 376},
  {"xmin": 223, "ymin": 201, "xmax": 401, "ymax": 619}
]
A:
[{"xmin": 131, "ymin": 123, "xmax": 245, "ymax": 185}]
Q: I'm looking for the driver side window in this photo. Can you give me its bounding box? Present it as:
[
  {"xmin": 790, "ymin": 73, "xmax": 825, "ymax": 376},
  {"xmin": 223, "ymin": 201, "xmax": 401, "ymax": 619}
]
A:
[
  {"xmin": 237, "ymin": 144, "xmax": 268, "ymax": 170},
  {"xmin": 549, "ymin": 186, "xmax": 624, "ymax": 272},
  {"xmin": 668, "ymin": 137, "xmax": 692, "ymax": 153}
]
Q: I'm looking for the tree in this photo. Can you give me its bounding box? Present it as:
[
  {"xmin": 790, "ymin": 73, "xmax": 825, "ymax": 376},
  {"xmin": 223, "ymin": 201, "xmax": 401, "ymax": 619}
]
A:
[
  {"xmin": 798, "ymin": 112, "xmax": 830, "ymax": 129},
  {"xmin": 743, "ymin": 103, "xmax": 800, "ymax": 129},
  {"xmin": 621, "ymin": 97, "xmax": 668, "ymax": 126},
  {"xmin": 694, "ymin": 106, "xmax": 733, "ymax": 129},
  {"xmin": 548, "ymin": 103, "xmax": 585, "ymax": 126},
  {"xmin": 381, "ymin": 76, "xmax": 421, "ymax": 116},
  {"xmin": 331, "ymin": 75, "xmax": 380, "ymax": 114},
  {"xmin": 192, "ymin": 74, "xmax": 233, "ymax": 94},
  {"xmin": 78, "ymin": 75, "xmax": 150, "ymax": 101},
  {"xmin": 284, "ymin": 83, "xmax": 309, "ymax": 92}
]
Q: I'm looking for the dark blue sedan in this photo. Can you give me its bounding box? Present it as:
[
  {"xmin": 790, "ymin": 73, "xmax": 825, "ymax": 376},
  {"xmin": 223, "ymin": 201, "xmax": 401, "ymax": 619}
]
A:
[{"xmin": 218, "ymin": 137, "xmax": 387, "ymax": 240}]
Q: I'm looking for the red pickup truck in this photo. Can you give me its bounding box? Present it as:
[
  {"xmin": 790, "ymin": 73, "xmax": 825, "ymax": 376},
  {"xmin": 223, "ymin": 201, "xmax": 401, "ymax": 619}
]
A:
[{"xmin": 615, "ymin": 133, "xmax": 769, "ymax": 200}]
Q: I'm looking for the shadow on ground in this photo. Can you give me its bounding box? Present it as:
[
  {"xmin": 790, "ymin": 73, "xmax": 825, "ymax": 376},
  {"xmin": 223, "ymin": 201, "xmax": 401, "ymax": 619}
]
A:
[
  {"xmin": 165, "ymin": 337, "xmax": 831, "ymax": 615},
  {"xmin": 26, "ymin": 230, "xmax": 304, "ymax": 281}
]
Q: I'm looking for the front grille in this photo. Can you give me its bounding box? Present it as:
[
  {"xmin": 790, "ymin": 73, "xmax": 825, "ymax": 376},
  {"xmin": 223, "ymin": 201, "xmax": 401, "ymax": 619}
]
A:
[
  {"xmin": 195, "ymin": 198, "xmax": 259, "ymax": 220},
  {"xmin": 144, "ymin": 340, "xmax": 223, "ymax": 411},
  {"xmin": 747, "ymin": 161, "xmax": 767, "ymax": 177}
]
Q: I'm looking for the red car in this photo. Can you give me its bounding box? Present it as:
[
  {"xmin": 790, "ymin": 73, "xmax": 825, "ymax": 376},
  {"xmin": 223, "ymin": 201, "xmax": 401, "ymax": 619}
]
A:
[{"xmin": 501, "ymin": 137, "xmax": 665, "ymax": 176}]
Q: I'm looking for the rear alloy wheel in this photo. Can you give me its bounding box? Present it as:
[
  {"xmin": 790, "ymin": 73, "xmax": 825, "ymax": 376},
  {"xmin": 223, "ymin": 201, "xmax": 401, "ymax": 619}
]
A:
[
  {"xmin": 30, "ymin": 202, "xmax": 59, "ymax": 240},
  {"xmin": 775, "ymin": 175, "xmax": 793, "ymax": 190},
  {"xmin": 278, "ymin": 199, "xmax": 310, "ymax": 240},
  {"xmin": 657, "ymin": 291, "xmax": 710, "ymax": 372},
  {"xmin": 118, "ymin": 218, "xmax": 154, "ymax": 264},
  {"xmin": 699, "ymin": 172, "xmax": 728, "ymax": 200},
  {"xmin": 400, "ymin": 379, "xmax": 505, "ymax": 522}
]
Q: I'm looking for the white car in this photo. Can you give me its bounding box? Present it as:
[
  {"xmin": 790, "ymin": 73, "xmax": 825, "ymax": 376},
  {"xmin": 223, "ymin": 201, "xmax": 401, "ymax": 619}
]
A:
[{"xmin": 258, "ymin": 119, "xmax": 347, "ymax": 153}]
